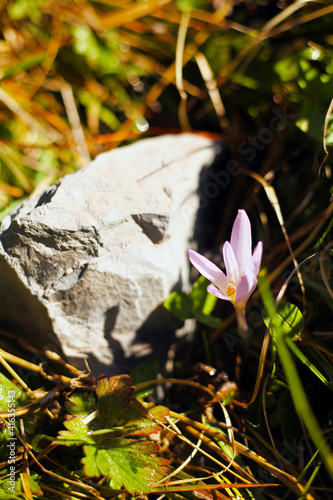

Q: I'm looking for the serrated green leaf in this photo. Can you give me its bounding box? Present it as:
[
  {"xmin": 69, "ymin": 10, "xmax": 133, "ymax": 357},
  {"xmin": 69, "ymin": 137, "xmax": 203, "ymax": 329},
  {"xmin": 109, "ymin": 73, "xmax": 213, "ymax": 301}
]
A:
[
  {"xmin": 56, "ymin": 418, "xmax": 95, "ymax": 446},
  {"xmin": 65, "ymin": 392, "xmax": 96, "ymax": 419},
  {"xmin": 116, "ymin": 403, "xmax": 168, "ymax": 437},
  {"xmin": 56, "ymin": 375, "xmax": 170, "ymax": 493},
  {"xmin": 0, "ymin": 471, "xmax": 37, "ymax": 499},
  {"xmin": 96, "ymin": 375, "xmax": 134, "ymax": 428},
  {"xmin": 148, "ymin": 404, "xmax": 170, "ymax": 423},
  {"xmin": 84, "ymin": 439, "xmax": 169, "ymax": 494},
  {"xmin": 80, "ymin": 412, "xmax": 169, "ymax": 493},
  {"xmin": 82, "ymin": 445, "xmax": 101, "ymax": 477}
]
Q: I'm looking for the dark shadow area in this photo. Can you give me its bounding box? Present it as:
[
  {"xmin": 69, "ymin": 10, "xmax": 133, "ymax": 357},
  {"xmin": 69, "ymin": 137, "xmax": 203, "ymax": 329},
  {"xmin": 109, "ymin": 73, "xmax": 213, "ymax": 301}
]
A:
[
  {"xmin": 193, "ymin": 140, "xmax": 266, "ymax": 253},
  {"xmin": 103, "ymin": 305, "xmax": 127, "ymax": 371},
  {"xmin": 34, "ymin": 184, "xmax": 59, "ymax": 208},
  {"xmin": 193, "ymin": 141, "xmax": 231, "ymax": 252},
  {"xmin": 130, "ymin": 303, "xmax": 184, "ymax": 372},
  {"xmin": 88, "ymin": 288, "xmax": 185, "ymax": 376},
  {"xmin": 0, "ymin": 258, "xmax": 64, "ymax": 357}
]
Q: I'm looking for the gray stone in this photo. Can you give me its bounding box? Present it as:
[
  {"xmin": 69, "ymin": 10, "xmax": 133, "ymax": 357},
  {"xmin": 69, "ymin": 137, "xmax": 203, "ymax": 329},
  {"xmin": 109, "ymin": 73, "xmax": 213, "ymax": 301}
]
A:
[{"xmin": 0, "ymin": 134, "xmax": 218, "ymax": 373}]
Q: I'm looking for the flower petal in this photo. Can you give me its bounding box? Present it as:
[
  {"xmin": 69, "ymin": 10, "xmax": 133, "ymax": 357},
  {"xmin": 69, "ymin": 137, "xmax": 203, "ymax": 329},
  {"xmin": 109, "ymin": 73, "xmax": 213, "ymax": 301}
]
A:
[
  {"xmin": 223, "ymin": 241, "xmax": 238, "ymax": 283},
  {"xmin": 230, "ymin": 210, "xmax": 252, "ymax": 276},
  {"xmin": 236, "ymin": 272, "xmax": 257, "ymax": 306},
  {"xmin": 245, "ymin": 241, "xmax": 263, "ymax": 276},
  {"xmin": 188, "ymin": 249, "xmax": 228, "ymax": 290},
  {"xmin": 207, "ymin": 284, "xmax": 232, "ymax": 301}
]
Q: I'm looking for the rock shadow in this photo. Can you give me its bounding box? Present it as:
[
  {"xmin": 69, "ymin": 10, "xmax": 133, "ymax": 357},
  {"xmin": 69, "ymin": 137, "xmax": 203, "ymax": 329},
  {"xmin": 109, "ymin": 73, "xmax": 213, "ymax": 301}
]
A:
[
  {"xmin": 193, "ymin": 140, "xmax": 230, "ymax": 252},
  {"xmin": 103, "ymin": 305, "xmax": 127, "ymax": 365}
]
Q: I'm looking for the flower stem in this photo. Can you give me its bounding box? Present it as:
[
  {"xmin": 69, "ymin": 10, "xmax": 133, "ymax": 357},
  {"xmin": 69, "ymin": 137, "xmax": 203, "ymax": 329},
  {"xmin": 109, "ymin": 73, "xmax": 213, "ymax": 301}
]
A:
[{"xmin": 235, "ymin": 306, "xmax": 249, "ymax": 337}]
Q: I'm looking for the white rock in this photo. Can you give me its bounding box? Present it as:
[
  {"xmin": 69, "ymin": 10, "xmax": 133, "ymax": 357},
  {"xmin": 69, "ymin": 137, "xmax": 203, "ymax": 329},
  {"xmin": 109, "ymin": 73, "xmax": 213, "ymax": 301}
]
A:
[{"xmin": 0, "ymin": 134, "xmax": 218, "ymax": 372}]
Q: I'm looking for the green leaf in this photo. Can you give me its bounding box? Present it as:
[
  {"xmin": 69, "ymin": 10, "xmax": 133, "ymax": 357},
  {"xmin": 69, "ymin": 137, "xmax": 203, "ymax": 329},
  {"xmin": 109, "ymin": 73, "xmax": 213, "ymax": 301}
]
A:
[
  {"xmin": 0, "ymin": 472, "xmax": 41, "ymax": 498},
  {"xmin": 0, "ymin": 374, "xmax": 32, "ymax": 459},
  {"xmin": 81, "ymin": 445, "xmax": 100, "ymax": 477},
  {"xmin": 163, "ymin": 291, "xmax": 193, "ymax": 321},
  {"xmin": 190, "ymin": 276, "xmax": 210, "ymax": 310},
  {"xmin": 0, "ymin": 477, "xmax": 23, "ymax": 499},
  {"xmin": 164, "ymin": 276, "xmax": 220, "ymax": 327},
  {"xmin": 25, "ymin": 475, "xmax": 43, "ymax": 496},
  {"xmin": 262, "ymin": 300, "xmax": 303, "ymax": 340},
  {"xmin": 56, "ymin": 418, "xmax": 96, "ymax": 446},
  {"xmin": 115, "ymin": 403, "xmax": 166, "ymax": 438},
  {"xmin": 130, "ymin": 358, "xmax": 159, "ymax": 398},
  {"xmin": 96, "ymin": 375, "xmax": 135, "ymax": 428},
  {"xmin": 65, "ymin": 392, "xmax": 96, "ymax": 419},
  {"xmin": 85, "ymin": 439, "xmax": 169, "ymax": 494},
  {"xmin": 0, "ymin": 374, "xmax": 30, "ymax": 411},
  {"xmin": 56, "ymin": 375, "xmax": 170, "ymax": 494},
  {"xmin": 193, "ymin": 310, "xmax": 222, "ymax": 329}
]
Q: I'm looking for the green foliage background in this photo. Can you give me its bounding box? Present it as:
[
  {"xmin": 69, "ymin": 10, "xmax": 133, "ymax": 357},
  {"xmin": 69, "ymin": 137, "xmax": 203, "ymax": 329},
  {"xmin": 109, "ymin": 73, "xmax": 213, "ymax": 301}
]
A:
[{"xmin": 0, "ymin": 0, "xmax": 333, "ymax": 216}]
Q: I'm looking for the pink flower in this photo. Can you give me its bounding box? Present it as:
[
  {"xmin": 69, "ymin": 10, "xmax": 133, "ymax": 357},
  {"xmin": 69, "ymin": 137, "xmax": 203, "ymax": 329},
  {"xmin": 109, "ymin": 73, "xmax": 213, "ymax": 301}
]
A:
[{"xmin": 188, "ymin": 209, "xmax": 263, "ymax": 335}]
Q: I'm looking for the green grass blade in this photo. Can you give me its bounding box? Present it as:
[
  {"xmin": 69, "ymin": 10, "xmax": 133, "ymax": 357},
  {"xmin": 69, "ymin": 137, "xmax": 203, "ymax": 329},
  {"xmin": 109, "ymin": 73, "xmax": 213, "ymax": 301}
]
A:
[
  {"xmin": 258, "ymin": 270, "xmax": 333, "ymax": 480},
  {"xmin": 285, "ymin": 337, "xmax": 333, "ymax": 390}
]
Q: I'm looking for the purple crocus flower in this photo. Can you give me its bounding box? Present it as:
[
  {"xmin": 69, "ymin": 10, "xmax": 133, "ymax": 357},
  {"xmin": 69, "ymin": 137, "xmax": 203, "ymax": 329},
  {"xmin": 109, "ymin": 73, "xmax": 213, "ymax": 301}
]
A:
[{"xmin": 188, "ymin": 209, "xmax": 263, "ymax": 335}]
